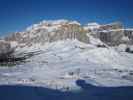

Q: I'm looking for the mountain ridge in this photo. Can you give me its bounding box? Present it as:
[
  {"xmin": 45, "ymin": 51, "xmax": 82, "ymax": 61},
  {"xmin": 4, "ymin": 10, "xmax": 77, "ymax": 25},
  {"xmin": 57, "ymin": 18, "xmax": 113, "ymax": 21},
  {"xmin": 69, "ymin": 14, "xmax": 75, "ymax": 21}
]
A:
[
  {"xmin": 4, "ymin": 20, "xmax": 133, "ymax": 46},
  {"xmin": 0, "ymin": 19, "xmax": 132, "ymax": 59}
]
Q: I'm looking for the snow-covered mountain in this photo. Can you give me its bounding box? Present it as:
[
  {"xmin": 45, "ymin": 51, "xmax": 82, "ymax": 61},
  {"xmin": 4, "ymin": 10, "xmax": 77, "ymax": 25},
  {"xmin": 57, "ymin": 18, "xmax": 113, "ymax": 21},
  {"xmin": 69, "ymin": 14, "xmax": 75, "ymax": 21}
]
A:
[
  {"xmin": 0, "ymin": 19, "xmax": 133, "ymax": 91},
  {"xmin": 5, "ymin": 20, "xmax": 89, "ymax": 46},
  {"xmin": 5, "ymin": 20, "xmax": 133, "ymax": 48}
]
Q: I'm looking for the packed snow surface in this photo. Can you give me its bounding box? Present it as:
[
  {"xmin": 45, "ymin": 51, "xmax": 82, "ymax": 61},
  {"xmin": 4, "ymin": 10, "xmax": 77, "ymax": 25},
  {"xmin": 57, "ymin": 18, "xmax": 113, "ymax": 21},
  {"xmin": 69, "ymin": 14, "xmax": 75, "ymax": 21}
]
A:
[{"xmin": 0, "ymin": 39, "xmax": 133, "ymax": 91}]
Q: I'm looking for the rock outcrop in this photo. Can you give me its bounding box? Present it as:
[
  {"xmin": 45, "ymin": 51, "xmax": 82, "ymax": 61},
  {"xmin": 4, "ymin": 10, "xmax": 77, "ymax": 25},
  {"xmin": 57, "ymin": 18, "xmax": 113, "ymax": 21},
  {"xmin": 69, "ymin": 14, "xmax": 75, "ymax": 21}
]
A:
[
  {"xmin": 85, "ymin": 22, "xmax": 133, "ymax": 46},
  {"xmin": 4, "ymin": 20, "xmax": 133, "ymax": 47},
  {"xmin": 5, "ymin": 20, "xmax": 89, "ymax": 46},
  {"xmin": 0, "ymin": 40, "xmax": 15, "ymax": 61}
]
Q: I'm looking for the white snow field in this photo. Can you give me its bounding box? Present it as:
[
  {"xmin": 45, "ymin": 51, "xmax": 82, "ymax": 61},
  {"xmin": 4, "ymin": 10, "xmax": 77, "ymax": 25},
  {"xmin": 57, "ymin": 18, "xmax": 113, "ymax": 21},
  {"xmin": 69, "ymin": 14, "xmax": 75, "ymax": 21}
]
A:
[{"xmin": 0, "ymin": 39, "xmax": 133, "ymax": 91}]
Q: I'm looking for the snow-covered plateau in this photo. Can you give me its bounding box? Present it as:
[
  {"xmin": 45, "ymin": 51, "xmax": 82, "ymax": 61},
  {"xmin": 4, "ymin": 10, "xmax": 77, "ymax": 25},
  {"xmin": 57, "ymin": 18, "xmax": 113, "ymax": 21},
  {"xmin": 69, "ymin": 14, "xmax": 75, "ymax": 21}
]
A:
[{"xmin": 0, "ymin": 20, "xmax": 133, "ymax": 91}]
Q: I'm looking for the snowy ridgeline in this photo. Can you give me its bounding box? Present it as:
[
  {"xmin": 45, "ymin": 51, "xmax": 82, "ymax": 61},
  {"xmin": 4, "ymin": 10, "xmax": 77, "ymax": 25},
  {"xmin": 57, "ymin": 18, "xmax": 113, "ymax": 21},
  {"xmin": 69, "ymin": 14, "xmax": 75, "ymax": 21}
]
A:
[
  {"xmin": 0, "ymin": 20, "xmax": 133, "ymax": 91},
  {"xmin": 5, "ymin": 20, "xmax": 89, "ymax": 45},
  {"xmin": 5, "ymin": 20, "xmax": 133, "ymax": 46}
]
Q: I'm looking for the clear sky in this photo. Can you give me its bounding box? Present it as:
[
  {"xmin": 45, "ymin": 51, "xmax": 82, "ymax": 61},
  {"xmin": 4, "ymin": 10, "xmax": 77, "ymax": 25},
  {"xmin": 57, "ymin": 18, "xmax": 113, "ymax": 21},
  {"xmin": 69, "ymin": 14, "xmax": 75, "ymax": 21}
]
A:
[{"xmin": 0, "ymin": 0, "xmax": 133, "ymax": 35}]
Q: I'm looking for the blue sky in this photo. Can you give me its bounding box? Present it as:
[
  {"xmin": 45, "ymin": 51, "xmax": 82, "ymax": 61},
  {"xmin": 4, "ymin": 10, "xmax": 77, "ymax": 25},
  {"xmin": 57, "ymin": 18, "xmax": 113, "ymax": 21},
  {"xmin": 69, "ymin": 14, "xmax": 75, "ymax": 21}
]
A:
[{"xmin": 0, "ymin": 0, "xmax": 133, "ymax": 35}]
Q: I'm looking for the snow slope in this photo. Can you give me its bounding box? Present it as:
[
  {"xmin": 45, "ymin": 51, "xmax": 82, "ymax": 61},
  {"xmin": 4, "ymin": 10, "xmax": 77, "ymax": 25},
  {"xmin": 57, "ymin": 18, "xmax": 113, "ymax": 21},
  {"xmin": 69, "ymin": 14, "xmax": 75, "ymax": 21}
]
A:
[{"xmin": 0, "ymin": 39, "xmax": 133, "ymax": 91}]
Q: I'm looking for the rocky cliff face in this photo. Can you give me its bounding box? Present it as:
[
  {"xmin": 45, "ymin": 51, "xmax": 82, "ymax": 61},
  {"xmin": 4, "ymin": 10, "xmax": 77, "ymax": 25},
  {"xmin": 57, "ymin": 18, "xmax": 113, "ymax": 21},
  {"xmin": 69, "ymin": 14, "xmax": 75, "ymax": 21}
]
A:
[
  {"xmin": 4, "ymin": 20, "xmax": 133, "ymax": 47},
  {"xmin": 96, "ymin": 29, "xmax": 133, "ymax": 46},
  {"xmin": 84, "ymin": 22, "xmax": 133, "ymax": 46},
  {"xmin": 5, "ymin": 20, "xmax": 89, "ymax": 46}
]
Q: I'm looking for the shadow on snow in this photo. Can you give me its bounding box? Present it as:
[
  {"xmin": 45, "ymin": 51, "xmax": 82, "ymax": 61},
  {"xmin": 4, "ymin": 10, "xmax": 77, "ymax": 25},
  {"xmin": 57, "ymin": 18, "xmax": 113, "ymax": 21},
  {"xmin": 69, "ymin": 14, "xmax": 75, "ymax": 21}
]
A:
[{"xmin": 0, "ymin": 79, "xmax": 133, "ymax": 100}]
